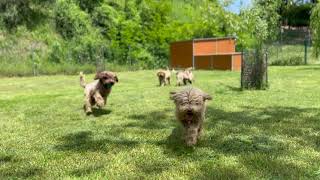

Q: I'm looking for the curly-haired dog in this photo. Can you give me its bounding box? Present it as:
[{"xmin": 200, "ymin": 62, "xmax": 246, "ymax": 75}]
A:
[
  {"xmin": 80, "ymin": 71, "xmax": 118, "ymax": 115},
  {"xmin": 176, "ymin": 67, "xmax": 194, "ymax": 86},
  {"xmin": 170, "ymin": 87, "xmax": 212, "ymax": 146},
  {"xmin": 157, "ymin": 68, "xmax": 174, "ymax": 86}
]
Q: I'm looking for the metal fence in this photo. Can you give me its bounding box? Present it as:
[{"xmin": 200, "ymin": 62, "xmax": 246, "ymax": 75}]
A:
[{"xmin": 267, "ymin": 27, "xmax": 314, "ymax": 65}]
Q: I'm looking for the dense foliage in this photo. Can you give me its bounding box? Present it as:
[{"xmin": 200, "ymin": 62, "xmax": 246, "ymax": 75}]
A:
[
  {"xmin": 280, "ymin": 0, "xmax": 315, "ymax": 27},
  {"xmin": 1, "ymin": 0, "xmax": 315, "ymax": 71}
]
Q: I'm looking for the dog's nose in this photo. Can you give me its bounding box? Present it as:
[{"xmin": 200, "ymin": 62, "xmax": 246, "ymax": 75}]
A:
[
  {"xmin": 186, "ymin": 110, "xmax": 193, "ymax": 114},
  {"xmin": 110, "ymin": 82, "xmax": 114, "ymax": 85}
]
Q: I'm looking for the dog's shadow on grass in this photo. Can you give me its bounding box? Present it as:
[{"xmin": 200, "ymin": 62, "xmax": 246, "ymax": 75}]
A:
[
  {"xmin": 161, "ymin": 126, "xmax": 196, "ymax": 156},
  {"xmin": 54, "ymin": 130, "xmax": 138, "ymax": 153},
  {"xmin": 126, "ymin": 109, "xmax": 173, "ymax": 129},
  {"xmin": 91, "ymin": 108, "xmax": 112, "ymax": 117}
]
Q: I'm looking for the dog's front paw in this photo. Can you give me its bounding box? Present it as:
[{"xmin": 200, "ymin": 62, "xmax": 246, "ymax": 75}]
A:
[
  {"xmin": 96, "ymin": 101, "xmax": 105, "ymax": 108},
  {"xmin": 85, "ymin": 109, "xmax": 92, "ymax": 115},
  {"xmin": 84, "ymin": 105, "xmax": 92, "ymax": 115},
  {"xmin": 185, "ymin": 137, "xmax": 197, "ymax": 146}
]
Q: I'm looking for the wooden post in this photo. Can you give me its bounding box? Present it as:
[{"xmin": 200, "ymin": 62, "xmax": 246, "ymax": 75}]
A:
[{"xmin": 192, "ymin": 39, "xmax": 195, "ymax": 69}]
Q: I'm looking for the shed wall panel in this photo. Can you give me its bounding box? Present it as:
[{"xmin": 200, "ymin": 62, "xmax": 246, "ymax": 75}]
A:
[
  {"xmin": 193, "ymin": 41, "xmax": 217, "ymax": 56},
  {"xmin": 194, "ymin": 39, "xmax": 236, "ymax": 56},
  {"xmin": 194, "ymin": 56, "xmax": 212, "ymax": 69},
  {"xmin": 212, "ymin": 55, "xmax": 232, "ymax": 70},
  {"xmin": 170, "ymin": 41, "xmax": 193, "ymax": 68},
  {"xmin": 232, "ymin": 54, "xmax": 242, "ymax": 71},
  {"xmin": 217, "ymin": 39, "xmax": 235, "ymax": 53}
]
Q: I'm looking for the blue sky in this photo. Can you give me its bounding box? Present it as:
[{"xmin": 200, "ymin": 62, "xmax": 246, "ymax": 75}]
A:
[{"xmin": 226, "ymin": 0, "xmax": 252, "ymax": 14}]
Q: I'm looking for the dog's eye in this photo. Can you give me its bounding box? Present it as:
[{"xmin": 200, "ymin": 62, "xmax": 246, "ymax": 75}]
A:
[
  {"xmin": 103, "ymin": 77, "xmax": 108, "ymax": 79},
  {"xmin": 194, "ymin": 102, "xmax": 201, "ymax": 105},
  {"xmin": 181, "ymin": 102, "xmax": 188, "ymax": 106}
]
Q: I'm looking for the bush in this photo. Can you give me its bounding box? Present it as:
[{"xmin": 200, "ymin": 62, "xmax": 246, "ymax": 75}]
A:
[
  {"xmin": 270, "ymin": 56, "xmax": 305, "ymax": 66},
  {"xmin": 68, "ymin": 31, "xmax": 106, "ymax": 64},
  {"xmin": 92, "ymin": 3, "xmax": 120, "ymax": 40},
  {"xmin": 48, "ymin": 41, "xmax": 65, "ymax": 63},
  {"xmin": 54, "ymin": 0, "xmax": 91, "ymax": 39}
]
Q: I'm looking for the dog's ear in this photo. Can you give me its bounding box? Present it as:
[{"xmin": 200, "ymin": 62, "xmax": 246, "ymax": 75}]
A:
[
  {"xmin": 169, "ymin": 91, "xmax": 177, "ymax": 100},
  {"xmin": 203, "ymin": 93, "xmax": 212, "ymax": 101},
  {"xmin": 94, "ymin": 72, "xmax": 103, "ymax": 80}
]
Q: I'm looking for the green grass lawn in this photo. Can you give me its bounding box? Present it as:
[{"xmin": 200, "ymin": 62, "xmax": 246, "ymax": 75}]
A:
[{"xmin": 1, "ymin": 66, "xmax": 320, "ymax": 179}]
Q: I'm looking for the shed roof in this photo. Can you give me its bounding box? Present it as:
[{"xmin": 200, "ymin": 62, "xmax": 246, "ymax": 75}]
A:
[{"xmin": 170, "ymin": 36, "xmax": 236, "ymax": 44}]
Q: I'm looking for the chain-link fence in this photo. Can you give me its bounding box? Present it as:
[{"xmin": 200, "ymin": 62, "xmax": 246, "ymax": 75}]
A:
[{"xmin": 267, "ymin": 27, "xmax": 315, "ymax": 66}]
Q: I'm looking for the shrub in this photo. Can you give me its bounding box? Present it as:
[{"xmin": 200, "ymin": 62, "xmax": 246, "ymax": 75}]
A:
[
  {"xmin": 54, "ymin": 0, "xmax": 91, "ymax": 39},
  {"xmin": 270, "ymin": 56, "xmax": 305, "ymax": 66},
  {"xmin": 48, "ymin": 41, "xmax": 65, "ymax": 63},
  {"xmin": 68, "ymin": 31, "xmax": 106, "ymax": 64},
  {"xmin": 92, "ymin": 3, "xmax": 120, "ymax": 40}
]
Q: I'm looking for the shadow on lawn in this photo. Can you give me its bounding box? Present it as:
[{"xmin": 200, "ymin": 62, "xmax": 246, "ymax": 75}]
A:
[
  {"xmin": 0, "ymin": 167, "xmax": 44, "ymax": 179},
  {"xmin": 54, "ymin": 130, "xmax": 138, "ymax": 153},
  {"xmin": 296, "ymin": 65, "xmax": 320, "ymax": 71},
  {"xmin": 203, "ymin": 106, "xmax": 320, "ymax": 153},
  {"xmin": 91, "ymin": 109, "xmax": 112, "ymax": 117},
  {"xmin": 0, "ymin": 154, "xmax": 43, "ymax": 179},
  {"xmin": 161, "ymin": 105, "xmax": 320, "ymax": 178},
  {"xmin": 193, "ymin": 106, "xmax": 320, "ymax": 178},
  {"xmin": 126, "ymin": 108, "xmax": 174, "ymax": 129},
  {"xmin": 70, "ymin": 164, "xmax": 104, "ymax": 177}
]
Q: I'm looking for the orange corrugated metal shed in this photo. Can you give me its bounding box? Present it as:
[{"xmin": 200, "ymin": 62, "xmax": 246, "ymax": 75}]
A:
[{"xmin": 170, "ymin": 37, "xmax": 242, "ymax": 71}]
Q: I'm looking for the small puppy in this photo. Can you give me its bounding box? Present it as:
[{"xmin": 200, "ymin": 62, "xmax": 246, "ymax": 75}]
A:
[
  {"xmin": 80, "ymin": 71, "xmax": 118, "ymax": 115},
  {"xmin": 157, "ymin": 68, "xmax": 172, "ymax": 86},
  {"xmin": 170, "ymin": 87, "xmax": 212, "ymax": 146},
  {"xmin": 176, "ymin": 67, "xmax": 194, "ymax": 86}
]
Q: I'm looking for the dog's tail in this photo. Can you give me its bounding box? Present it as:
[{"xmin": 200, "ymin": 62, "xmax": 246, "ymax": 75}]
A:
[{"xmin": 80, "ymin": 72, "xmax": 86, "ymax": 88}]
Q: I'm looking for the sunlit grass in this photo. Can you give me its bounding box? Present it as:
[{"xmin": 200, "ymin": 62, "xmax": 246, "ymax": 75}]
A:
[{"xmin": 0, "ymin": 65, "xmax": 320, "ymax": 179}]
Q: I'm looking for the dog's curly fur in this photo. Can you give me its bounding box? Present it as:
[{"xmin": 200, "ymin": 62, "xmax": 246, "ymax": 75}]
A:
[
  {"xmin": 157, "ymin": 68, "xmax": 174, "ymax": 86},
  {"xmin": 80, "ymin": 71, "xmax": 118, "ymax": 115},
  {"xmin": 170, "ymin": 87, "xmax": 212, "ymax": 146},
  {"xmin": 176, "ymin": 67, "xmax": 194, "ymax": 86}
]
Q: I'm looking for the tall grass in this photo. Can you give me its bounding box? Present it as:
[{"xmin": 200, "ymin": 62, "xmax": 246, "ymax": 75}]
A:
[
  {"xmin": 0, "ymin": 60, "xmax": 145, "ymax": 77},
  {"xmin": 0, "ymin": 30, "xmax": 147, "ymax": 77}
]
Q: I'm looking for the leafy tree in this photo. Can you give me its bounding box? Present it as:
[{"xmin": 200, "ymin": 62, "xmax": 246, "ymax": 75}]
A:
[
  {"xmin": 311, "ymin": 1, "xmax": 320, "ymax": 57},
  {"xmin": 54, "ymin": 0, "xmax": 91, "ymax": 39},
  {"xmin": 253, "ymin": 0, "xmax": 281, "ymax": 41},
  {"xmin": 76, "ymin": 0, "xmax": 103, "ymax": 13},
  {"xmin": 92, "ymin": 3, "xmax": 120, "ymax": 40},
  {"xmin": 0, "ymin": 0, "xmax": 52, "ymax": 30},
  {"xmin": 238, "ymin": 8, "xmax": 268, "ymax": 48}
]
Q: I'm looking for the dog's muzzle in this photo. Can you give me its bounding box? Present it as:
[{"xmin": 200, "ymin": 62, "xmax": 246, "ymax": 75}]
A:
[
  {"xmin": 185, "ymin": 110, "xmax": 194, "ymax": 124},
  {"xmin": 104, "ymin": 82, "xmax": 114, "ymax": 89}
]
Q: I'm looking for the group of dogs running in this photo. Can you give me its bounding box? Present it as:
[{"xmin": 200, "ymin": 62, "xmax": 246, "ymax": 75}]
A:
[
  {"xmin": 156, "ymin": 67, "xmax": 194, "ymax": 87},
  {"xmin": 79, "ymin": 67, "xmax": 211, "ymax": 146}
]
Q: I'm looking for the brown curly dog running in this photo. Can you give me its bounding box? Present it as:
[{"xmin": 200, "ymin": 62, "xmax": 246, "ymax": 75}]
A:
[{"xmin": 80, "ymin": 71, "xmax": 118, "ymax": 115}]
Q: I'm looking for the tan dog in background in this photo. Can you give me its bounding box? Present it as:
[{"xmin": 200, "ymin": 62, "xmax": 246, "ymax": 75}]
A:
[
  {"xmin": 80, "ymin": 71, "xmax": 118, "ymax": 115},
  {"xmin": 170, "ymin": 87, "xmax": 212, "ymax": 146},
  {"xmin": 157, "ymin": 68, "xmax": 175, "ymax": 86},
  {"xmin": 176, "ymin": 67, "xmax": 194, "ymax": 86}
]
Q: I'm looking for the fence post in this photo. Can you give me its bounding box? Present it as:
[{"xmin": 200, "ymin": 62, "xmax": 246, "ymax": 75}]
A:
[
  {"xmin": 304, "ymin": 38, "xmax": 307, "ymax": 65},
  {"xmin": 240, "ymin": 50, "xmax": 244, "ymax": 89},
  {"xmin": 265, "ymin": 52, "xmax": 268, "ymax": 86}
]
